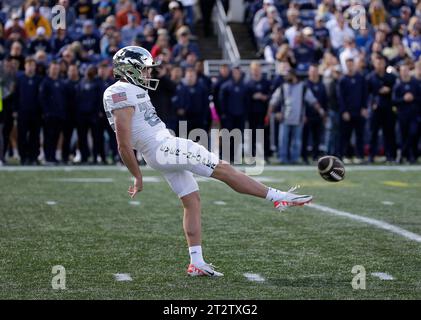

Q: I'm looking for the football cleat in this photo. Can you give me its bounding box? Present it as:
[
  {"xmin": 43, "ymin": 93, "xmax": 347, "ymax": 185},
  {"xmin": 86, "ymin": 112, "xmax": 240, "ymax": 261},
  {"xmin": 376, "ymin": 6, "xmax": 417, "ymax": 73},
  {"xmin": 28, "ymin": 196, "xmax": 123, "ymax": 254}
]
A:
[
  {"xmin": 273, "ymin": 185, "xmax": 313, "ymax": 212},
  {"xmin": 187, "ymin": 263, "xmax": 224, "ymax": 277}
]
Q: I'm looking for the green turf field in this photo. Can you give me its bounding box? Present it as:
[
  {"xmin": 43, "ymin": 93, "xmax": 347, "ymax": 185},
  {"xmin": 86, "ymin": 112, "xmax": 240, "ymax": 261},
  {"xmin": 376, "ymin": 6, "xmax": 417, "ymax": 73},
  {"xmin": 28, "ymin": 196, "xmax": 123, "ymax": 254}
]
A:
[{"xmin": 1, "ymin": 165, "xmax": 421, "ymax": 299}]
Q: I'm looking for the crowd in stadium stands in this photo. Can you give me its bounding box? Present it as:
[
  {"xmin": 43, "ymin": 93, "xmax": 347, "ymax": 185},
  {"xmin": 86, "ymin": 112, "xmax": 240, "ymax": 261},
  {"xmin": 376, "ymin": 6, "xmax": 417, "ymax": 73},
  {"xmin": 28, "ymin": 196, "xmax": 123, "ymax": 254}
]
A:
[{"xmin": 0, "ymin": 0, "xmax": 420, "ymax": 166}]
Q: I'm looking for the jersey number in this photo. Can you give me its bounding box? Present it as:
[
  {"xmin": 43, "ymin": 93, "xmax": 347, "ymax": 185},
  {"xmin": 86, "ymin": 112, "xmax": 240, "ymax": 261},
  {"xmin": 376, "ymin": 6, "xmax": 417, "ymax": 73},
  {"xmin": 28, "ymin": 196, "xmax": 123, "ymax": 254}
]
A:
[{"xmin": 138, "ymin": 101, "xmax": 161, "ymax": 127}]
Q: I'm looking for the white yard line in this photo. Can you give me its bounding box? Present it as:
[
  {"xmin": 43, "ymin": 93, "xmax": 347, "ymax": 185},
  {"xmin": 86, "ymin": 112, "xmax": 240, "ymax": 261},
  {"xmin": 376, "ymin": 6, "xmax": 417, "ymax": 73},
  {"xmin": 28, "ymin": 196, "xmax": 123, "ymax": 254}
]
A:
[
  {"xmin": 371, "ymin": 272, "xmax": 394, "ymax": 280},
  {"xmin": 309, "ymin": 203, "xmax": 421, "ymax": 243},
  {"xmin": 45, "ymin": 201, "xmax": 57, "ymax": 205},
  {"xmin": 50, "ymin": 178, "xmax": 114, "ymax": 183},
  {"xmin": 214, "ymin": 201, "xmax": 227, "ymax": 205},
  {"xmin": 129, "ymin": 201, "xmax": 141, "ymax": 206},
  {"xmin": 381, "ymin": 201, "xmax": 394, "ymax": 206},
  {"xmin": 113, "ymin": 273, "xmax": 133, "ymax": 282},
  {"xmin": 243, "ymin": 273, "xmax": 265, "ymax": 282},
  {"xmin": 1, "ymin": 165, "xmax": 421, "ymax": 172}
]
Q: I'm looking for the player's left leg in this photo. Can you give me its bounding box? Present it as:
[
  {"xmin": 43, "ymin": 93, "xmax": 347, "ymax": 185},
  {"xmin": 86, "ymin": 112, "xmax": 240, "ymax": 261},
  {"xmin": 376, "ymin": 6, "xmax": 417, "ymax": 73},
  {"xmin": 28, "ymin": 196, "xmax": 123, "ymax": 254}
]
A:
[{"xmin": 162, "ymin": 170, "xmax": 223, "ymax": 277}]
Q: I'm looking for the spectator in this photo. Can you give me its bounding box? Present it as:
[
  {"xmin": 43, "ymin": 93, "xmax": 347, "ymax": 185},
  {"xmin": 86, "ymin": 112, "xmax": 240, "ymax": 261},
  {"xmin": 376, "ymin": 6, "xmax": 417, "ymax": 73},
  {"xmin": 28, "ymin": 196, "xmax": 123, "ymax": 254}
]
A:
[
  {"xmin": 254, "ymin": 5, "xmax": 282, "ymax": 49},
  {"xmin": 339, "ymin": 37, "xmax": 360, "ymax": 73},
  {"xmin": 79, "ymin": 20, "xmax": 101, "ymax": 55},
  {"xmin": 116, "ymin": 0, "xmax": 141, "ymax": 29},
  {"xmin": 149, "ymin": 63, "xmax": 177, "ymax": 133},
  {"xmin": 62, "ymin": 63, "xmax": 80, "ymax": 164},
  {"xmin": 264, "ymin": 24, "xmax": 286, "ymax": 63},
  {"xmin": 27, "ymin": 26, "xmax": 51, "ymax": 55},
  {"xmin": 39, "ymin": 61, "xmax": 66, "ymax": 164},
  {"xmin": 15, "ymin": 57, "xmax": 41, "ymax": 165},
  {"xmin": 175, "ymin": 67, "xmax": 210, "ymax": 135},
  {"xmin": 219, "ymin": 64, "xmax": 248, "ymax": 162},
  {"xmin": 269, "ymin": 69, "xmax": 319, "ymax": 164},
  {"xmin": 75, "ymin": 0, "xmax": 94, "ymax": 20},
  {"xmin": 337, "ymin": 58, "xmax": 368, "ymax": 163},
  {"xmin": 24, "ymin": 6, "xmax": 51, "ymax": 39},
  {"xmin": 212, "ymin": 63, "xmax": 231, "ymax": 118},
  {"xmin": 302, "ymin": 64, "xmax": 327, "ymax": 163},
  {"xmin": 50, "ymin": 28, "xmax": 72, "ymax": 55},
  {"xmin": 392, "ymin": 63, "xmax": 419, "ymax": 163},
  {"xmin": 4, "ymin": 12, "xmax": 26, "ymax": 40},
  {"xmin": 121, "ymin": 14, "xmax": 143, "ymax": 46},
  {"xmin": 403, "ymin": 17, "xmax": 421, "ymax": 60},
  {"xmin": 58, "ymin": 0, "xmax": 76, "ymax": 28},
  {"xmin": 75, "ymin": 65, "xmax": 103, "ymax": 164},
  {"xmin": 246, "ymin": 61, "xmax": 271, "ymax": 160},
  {"xmin": 327, "ymin": 12, "xmax": 354, "ymax": 55},
  {"xmin": 366, "ymin": 54, "xmax": 397, "ymax": 163},
  {"xmin": 168, "ymin": 1, "xmax": 186, "ymax": 40},
  {"xmin": 180, "ymin": 0, "xmax": 196, "ymax": 29},
  {"xmin": 368, "ymin": 0, "xmax": 387, "ymax": 27},
  {"xmin": 9, "ymin": 41, "xmax": 24, "ymax": 70},
  {"xmin": 172, "ymin": 25, "xmax": 200, "ymax": 63},
  {"xmin": 95, "ymin": 1, "xmax": 113, "ymax": 28},
  {"xmin": 151, "ymin": 33, "xmax": 171, "ymax": 58}
]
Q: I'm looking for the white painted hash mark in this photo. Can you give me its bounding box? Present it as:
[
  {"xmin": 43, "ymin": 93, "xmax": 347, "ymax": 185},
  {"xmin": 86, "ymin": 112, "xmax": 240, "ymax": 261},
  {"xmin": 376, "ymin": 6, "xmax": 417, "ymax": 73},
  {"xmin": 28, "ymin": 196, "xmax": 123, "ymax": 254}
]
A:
[
  {"xmin": 114, "ymin": 273, "xmax": 133, "ymax": 281},
  {"xmin": 214, "ymin": 201, "xmax": 227, "ymax": 205},
  {"xmin": 46, "ymin": 201, "xmax": 57, "ymax": 205},
  {"xmin": 381, "ymin": 201, "xmax": 394, "ymax": 206},
  {"xmin": 309, "ymin": 203, "xmax": 421, "ymax": 243},
  {"xmin": 243, "ymin": 273, "xmax": 265, "ymax": 282},
  {"xmin": 129, "ymin": 201, "xmax": 140, "ymax": 206},
  {"xmin": 371, "ymin": 272, "xmax": 394, "ymax": 280}
]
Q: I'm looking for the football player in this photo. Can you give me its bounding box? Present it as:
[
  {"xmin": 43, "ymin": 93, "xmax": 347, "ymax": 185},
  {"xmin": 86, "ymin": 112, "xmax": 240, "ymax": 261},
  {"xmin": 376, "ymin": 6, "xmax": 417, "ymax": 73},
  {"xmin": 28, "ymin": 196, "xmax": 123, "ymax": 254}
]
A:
[{"xmin": 103, "ymin": 46, "xmax": 313, "ymax": 277}]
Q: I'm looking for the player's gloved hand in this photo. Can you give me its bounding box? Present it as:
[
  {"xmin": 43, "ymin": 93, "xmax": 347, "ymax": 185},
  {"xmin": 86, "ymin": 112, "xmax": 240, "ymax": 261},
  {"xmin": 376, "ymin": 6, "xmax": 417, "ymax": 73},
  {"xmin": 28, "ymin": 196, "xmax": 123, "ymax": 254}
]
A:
[{"xmin": 128, "ymin": 176, "xmax": 143, "ymax": 198}]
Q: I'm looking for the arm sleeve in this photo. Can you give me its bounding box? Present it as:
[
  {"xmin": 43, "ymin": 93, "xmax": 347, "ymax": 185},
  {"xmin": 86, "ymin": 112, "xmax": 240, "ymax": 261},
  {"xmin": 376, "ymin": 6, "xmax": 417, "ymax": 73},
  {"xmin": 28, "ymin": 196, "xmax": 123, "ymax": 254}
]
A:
[{"xmin": 103, "ymin": 86, "xmax": 137, "ymax": 113}]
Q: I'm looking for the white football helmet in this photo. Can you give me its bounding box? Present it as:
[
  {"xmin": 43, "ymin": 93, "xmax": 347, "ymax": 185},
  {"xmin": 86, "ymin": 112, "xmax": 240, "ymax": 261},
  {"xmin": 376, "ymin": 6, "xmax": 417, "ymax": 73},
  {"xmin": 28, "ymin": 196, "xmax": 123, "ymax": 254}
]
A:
[{"xmin": 112, "ymin": 46, "xmax": 161, "ymax": 90}]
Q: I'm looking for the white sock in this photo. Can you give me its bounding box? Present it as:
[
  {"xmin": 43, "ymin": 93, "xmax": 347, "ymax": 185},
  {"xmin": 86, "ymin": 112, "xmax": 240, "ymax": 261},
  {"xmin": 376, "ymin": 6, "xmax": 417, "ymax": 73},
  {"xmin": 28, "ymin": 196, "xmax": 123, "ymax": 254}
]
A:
[
  {"xmin": 265, "ymin": 187, "xmax": 287, "ymax": 202},
  {"xmin": 189, "ymin": 245, "xmax": 206, "ymax": 266}
]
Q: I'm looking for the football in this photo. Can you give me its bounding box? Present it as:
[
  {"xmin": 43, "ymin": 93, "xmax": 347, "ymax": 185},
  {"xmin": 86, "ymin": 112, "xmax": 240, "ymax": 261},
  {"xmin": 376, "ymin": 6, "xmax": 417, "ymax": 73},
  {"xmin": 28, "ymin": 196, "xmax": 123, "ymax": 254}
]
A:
[{"xmin": 317, "ymin": 156, "xmax": 345, "ymax": 182}]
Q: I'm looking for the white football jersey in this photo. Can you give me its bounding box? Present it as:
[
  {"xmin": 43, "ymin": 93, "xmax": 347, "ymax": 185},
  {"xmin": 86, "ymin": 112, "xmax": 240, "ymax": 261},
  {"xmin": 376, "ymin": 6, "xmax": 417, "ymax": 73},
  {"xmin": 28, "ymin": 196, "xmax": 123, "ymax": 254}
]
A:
[{"xmin": 103, "ymin": 80, "xmax": 172, "ymax": 153}]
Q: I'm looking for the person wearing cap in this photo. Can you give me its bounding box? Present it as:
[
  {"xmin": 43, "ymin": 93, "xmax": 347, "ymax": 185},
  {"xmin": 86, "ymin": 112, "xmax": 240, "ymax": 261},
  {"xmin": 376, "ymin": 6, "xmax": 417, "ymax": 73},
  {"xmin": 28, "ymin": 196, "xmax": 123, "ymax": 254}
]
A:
[
  {"xmin": 4, "ymin": 13, "xmax": 27, "ymax": 40},
  {"xmin": 24, "ymin": 6, "xmax": 52, "ymax": 39},
  {"xmin": 366, "ymin": 54, "xmax": 397, "ymax": 163},
  {"xmin": 14, "ymin": 57, "xmax": 42, "ymax": 165},
  {"xmin": 168, "ymin": 2, "xmax": 187, "ymax": 41},
  {"xmin": 218, "ymin": 63, "xmax": 248, "ymax": 163},
  {"xmin": 337, "ymin": 58, "xmax": 368, "ymax": 163},
  {"xmin": 27, "ymin": 26, "xmax": 51, "ymax": 55},
  {"xmin": 313, "ymin": 15, "xmax": 330, "ymax": 49},
  {"xmin": 269, "ymin": 68, "xmax": 320, "ymax": 164},
  {"xmin": 79, "ymin": 20, "xmax": 101, "ymax": 55},
  {"xmin": 172, "ymin": 26, "xmax": 200, "ymax": 63},
  {"xmin": 39, "ymin": 61, "xmax": 67, "ymax": 164}
]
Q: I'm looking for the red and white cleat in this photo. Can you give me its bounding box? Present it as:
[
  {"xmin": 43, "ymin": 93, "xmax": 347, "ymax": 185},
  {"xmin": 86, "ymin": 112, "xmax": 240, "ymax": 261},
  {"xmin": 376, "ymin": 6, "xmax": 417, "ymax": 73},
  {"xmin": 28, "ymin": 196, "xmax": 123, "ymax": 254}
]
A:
[
  {"xmin": 187, "ymin": 263, "xmax": 224, "ymax": 277},
  {"xmin": 273, "ymin": 185, "xmax": 312, "ymax": 212}
]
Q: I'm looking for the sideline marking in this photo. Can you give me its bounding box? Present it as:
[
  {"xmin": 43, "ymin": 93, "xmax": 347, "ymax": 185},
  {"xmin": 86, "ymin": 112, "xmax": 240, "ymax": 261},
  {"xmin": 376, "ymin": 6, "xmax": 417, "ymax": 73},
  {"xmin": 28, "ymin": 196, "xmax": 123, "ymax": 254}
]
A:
[
  {"xmin": 371, "ymin": 272, "xmax": 394, "ymax": 280},
  {"xmin": 309, "ymin": 203, "xmax": 421, "ymax": 243},
  {"xmin": 50, "ymin": 178, "xmax": 114, "ymax": 183},
  {"xmin": 114, "ymin": 273, "xmax": 133, "ymax": 281},
  {"xmin": 243, "ymin": 273, "xmax": 265, "ymax": 282}
]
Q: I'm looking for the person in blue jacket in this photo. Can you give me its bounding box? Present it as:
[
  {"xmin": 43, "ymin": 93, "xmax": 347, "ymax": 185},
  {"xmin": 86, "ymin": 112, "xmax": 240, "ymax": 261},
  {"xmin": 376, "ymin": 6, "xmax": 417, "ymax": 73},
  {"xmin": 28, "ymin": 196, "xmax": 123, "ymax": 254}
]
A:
[
  {"xmin": 175, "ymin": 67, "xmax": 210, "ymax": 136},
  {"xmin": 337, "ymin": 58, "xmax": 368, "ymax": 162},
  {"xmin": 246, "ymin": 61, "xmax": 271, "ymax": 160},
  {"xmin": 366, "ymin": 54, "xmax": 397, "ymax": 163},
  {"xmin": 392, "ymin": 63, "xmax": 419, "ymax": 164},
  {"xmin": 39, "ymin": 61, "xmax": 67, "ymax": 164},
  {"xmin": 218, "ymin": 63, "xmax": 248, "ymax": 162},
  {"xmin": 15, "ymin": 57, "xmax": 42, "ymax": 165},
  {"xmin": 62, "ymin": 63, "xmax": 80, "ymax": 164},
  {"xmin": 303, "ymin": 64, "xmax": 327, "ymax": 163},
  {"xmin": 75, "ymin": 65, "xmax": 103, "ymax": 164}
]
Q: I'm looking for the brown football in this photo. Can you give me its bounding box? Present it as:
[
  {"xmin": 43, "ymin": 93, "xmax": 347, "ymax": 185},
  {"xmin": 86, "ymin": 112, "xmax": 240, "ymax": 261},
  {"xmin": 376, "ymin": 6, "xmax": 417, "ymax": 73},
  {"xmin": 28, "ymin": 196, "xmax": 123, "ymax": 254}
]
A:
[{"xmin": 317, "ymin": 156, "xmax": 345, "ymax": 182}]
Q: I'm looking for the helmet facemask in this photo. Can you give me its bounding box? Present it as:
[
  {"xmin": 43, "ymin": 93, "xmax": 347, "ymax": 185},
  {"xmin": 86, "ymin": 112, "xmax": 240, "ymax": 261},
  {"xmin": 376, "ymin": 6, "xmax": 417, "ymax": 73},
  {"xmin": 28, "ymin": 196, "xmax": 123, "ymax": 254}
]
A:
[{"xmin": 114, "ymin": 60, "xmax": 160, "ymax": 91}]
